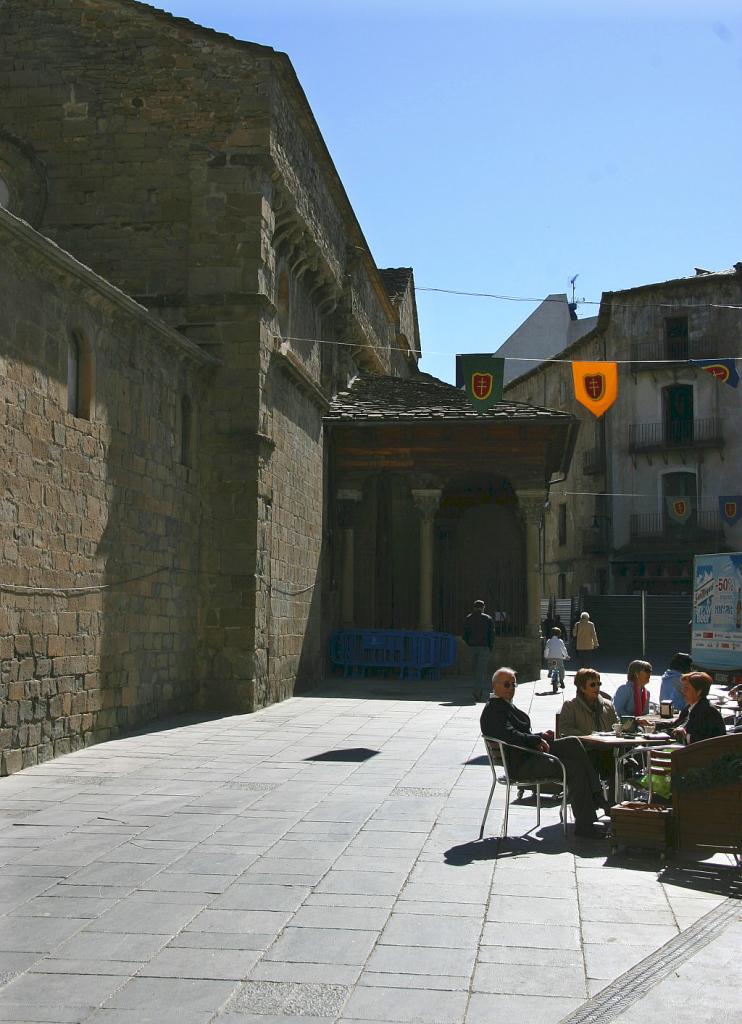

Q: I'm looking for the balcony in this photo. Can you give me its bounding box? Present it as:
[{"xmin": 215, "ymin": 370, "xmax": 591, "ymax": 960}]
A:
[
  {"xmin": 629, "ymin": 510, "xmax": 725, "ymax": 546},
  {"xmin": 582, "ymin": 532, "xmax": 609, "ymax": 555},
  {"xmin": 582, "ymin": 446, "xmax": 605, "ymax": 475},
  {"xmin": 628, "ymin": 417, "xmax": 724, "ymax": 454},
  {"xmin": 630, "ymin": 336, "xmax": 719, "ymax": 369}
]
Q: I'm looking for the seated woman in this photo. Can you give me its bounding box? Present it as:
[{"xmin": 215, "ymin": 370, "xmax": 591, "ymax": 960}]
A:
[
  {"xmin": 560, "ymin": 668, "xmax": 618, "ymax": 803},
  {"xmin": 659, "ymin": 652, "xmax": 693, "ymax": 713},
  {"xmin": 613, "ymin": 660, "xmax": 652, "ymax": 718},
  {"xmin": 560, "ymin": 668, "xmax": 618, "ymax": 736},
  {"xmin": 665, "ymin": 672, "xmax": 726, "ymax": 744}
]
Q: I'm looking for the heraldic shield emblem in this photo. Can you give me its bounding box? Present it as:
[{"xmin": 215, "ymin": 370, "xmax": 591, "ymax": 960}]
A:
[
  {"xmin": 690, "ymin": 358, "xmax": 740, "ymax": 389},
  {"xmin": 472, "ymin": 372, "xmax": 493, "ymax": 401},
  {"xmin": 459, "ymin": 355, "xmax": 504, "ymax": 414},
  {"xmin": 719, "ymin": 495, "xmax": 742, "ymax": 526},
  {"xmin": 666, "ymin": 496, "xmax": 692, "ymax": 525},
  {"xmin": 572, "ymin": 361, "xmax": 618, "ymax": 417}
]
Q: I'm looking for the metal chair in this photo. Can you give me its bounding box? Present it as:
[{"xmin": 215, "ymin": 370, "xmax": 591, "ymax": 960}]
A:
[
  {"xmin": 645, "ymin": 746, "xmax": 674, "ymax": 803},
  {"xmin": 479, "ymin": 734, "xmax": 569, "ymax": 839}
]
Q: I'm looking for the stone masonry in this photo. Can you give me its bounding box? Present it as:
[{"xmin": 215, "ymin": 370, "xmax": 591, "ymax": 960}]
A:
[
  {"xmin": 0, "ymin": 207, "xmax": 214, "ymax": 775},
  {"xmin": 0, "ymin": 0, "xmax": 421, "ymax": 770}
]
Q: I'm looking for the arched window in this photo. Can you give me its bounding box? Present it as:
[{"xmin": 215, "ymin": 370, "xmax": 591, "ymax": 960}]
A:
[
  {"xmin": 180, "ymin": 394, "xmax": 192, "ymax": 467},
  {"xmin": 66, "ymin": 331, "xmax": 93, "ymax": 420},
  {"xmin": 276, "ymin": 270, "xmax": 290, "ymax": 337},
  {"xmin": 0, "ymin": 175, "xmax": 9, "ymax": 210},
  {"xmin": 67, "ymin": 334, "xmax": 80, "ymax": 416}
]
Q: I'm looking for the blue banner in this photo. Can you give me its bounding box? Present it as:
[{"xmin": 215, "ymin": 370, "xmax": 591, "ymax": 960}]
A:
[
  {"xmin": 689, "ymin": 358, "xmax": 740, "ymax": 389},
  {"xmin": 719, "ymin": 495, "xmax": 742, "ymax": 526}
]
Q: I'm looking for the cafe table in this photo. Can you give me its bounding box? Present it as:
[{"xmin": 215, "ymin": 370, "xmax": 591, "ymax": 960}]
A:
[{"xmin": 579, "ymin": 730, "xmax": 675, "ymax": 803}]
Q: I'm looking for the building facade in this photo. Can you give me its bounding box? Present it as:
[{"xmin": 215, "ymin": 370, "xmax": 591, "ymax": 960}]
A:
[
  {"xmin": 0, "ymin": 0, "xmax": 578, "ymax": 775},
  {"xmin": 505, "ymin": 266, "xmax": 742, "ymax": 603},
  {"xmin": 0, "ymin": 0, "xmax": 421, "ymax": 773}
]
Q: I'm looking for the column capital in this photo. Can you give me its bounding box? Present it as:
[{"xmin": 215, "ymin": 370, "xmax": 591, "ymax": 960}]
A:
[
  {"xmin": 337, "ymin": 488, "xmax": 363, "ymax": 503},
  {"xmin": 411, "ymin": 488, "xmax": 442, "ymax": 521},
  {"xmin": 337, "ymin": 489, "xmax": 362, "ymax": 530},
  {"xmin": 516, "ymin": 490, "xmax": 547, "ymax": 525}
]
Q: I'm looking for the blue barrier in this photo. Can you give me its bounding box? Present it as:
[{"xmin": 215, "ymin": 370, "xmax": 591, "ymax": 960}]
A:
[{"xmin": 330, "ymin": 629, "xmax": 457, "ymax": 680}]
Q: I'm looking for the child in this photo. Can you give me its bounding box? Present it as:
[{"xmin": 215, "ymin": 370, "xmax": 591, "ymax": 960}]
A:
[{"xmin": 544, "ymin": 627, "xmax": 569, "ymax": 692}]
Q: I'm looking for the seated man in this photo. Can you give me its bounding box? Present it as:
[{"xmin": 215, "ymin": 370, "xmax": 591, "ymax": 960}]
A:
[{"xmin": 480, "ymin": 666, "xmax": 609, "ymax": 838}]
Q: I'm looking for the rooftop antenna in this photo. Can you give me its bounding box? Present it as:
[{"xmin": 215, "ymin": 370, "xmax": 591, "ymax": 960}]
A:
[{"xmin": 569, "ymin": 274, "xmax": 579, "ymax": 305}]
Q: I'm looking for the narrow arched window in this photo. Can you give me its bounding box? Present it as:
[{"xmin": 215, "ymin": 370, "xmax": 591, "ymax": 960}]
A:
[
  {"xmin": 67, "ymin": 333, "xmax": 80, "ymax": 416},
  {"xmin": 180, "ymin": 394, "xmax": 192, "ymax": 466},
  {"xmin": 276, "ymin": 270, "xmax": 290, "ymax": 337},
  {"xmin": 66, "ymin": 331, "xmax": 93, "ymax": 420}
]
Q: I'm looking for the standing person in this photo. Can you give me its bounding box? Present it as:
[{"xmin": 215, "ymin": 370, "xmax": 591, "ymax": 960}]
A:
[
  {"xmin": 613, "ymin": 660, "xmax": 652, "ymax": 718},
  {"xmin": 480, "ymin": 667, "xmax": 609, "ymax": 838},
  {"xmin": 463, "ymin": 599, "xmax": 493, "ymax": 696},
  {"xmin": 572, "ymin": 611, "xmax": 598, "ymax": 669},
  {"xmin": 543, "ymin": 628, "xmax": 568, "ymax": 691}
]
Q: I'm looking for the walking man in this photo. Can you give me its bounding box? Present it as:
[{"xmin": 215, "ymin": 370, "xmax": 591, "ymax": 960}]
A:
[{"xmin": 464, "ymin": 599, "xmax": 493, "ymax": 697}]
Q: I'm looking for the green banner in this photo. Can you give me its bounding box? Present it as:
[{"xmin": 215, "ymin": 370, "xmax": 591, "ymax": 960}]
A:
[{"xmin": 459, "ymin": 355, "xmax": 504, "ymax": 414}]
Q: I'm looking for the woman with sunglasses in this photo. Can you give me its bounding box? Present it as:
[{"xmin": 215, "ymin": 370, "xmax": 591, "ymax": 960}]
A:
[{"xmin": 560, "ymin": 669, "xmax": 618, "ymax": 737}]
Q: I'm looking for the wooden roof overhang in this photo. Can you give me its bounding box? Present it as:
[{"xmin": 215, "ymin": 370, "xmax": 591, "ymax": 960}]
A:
[{"xmin": 327, "ymin": 414, "xmax": 578, "ymax": 491}]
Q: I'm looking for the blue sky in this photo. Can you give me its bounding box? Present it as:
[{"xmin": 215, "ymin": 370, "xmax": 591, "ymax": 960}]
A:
[{"xmin": 156, "ymin": 0, "xmax": 742, "ymax": 382}]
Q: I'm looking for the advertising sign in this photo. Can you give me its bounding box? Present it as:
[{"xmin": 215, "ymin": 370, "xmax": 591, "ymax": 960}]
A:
[{"xmin": 692, "ymin": 552, "xmax": 742, "ymax": 669}]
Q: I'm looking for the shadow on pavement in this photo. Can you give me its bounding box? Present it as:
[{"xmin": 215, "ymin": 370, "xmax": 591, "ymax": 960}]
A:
[
  {"xmin": 444, "ymin": 825, "xmax": 608, "ymax": 865},
  {"xmin": 305, "ymin": 676, "xmax": 481, "ymax": 705},
  {"xmin": 658, "ymin": 860, "xmax": 742, "ymax": 898}
]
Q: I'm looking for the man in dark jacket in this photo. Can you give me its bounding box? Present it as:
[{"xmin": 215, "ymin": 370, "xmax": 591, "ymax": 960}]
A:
[
  {"xmin": 464, "ymin": 600, "xmax": 494, "ymax": 695},
  {"xmin": 480, "ymin": 667, "xmax": 609, "ymax": 838}
]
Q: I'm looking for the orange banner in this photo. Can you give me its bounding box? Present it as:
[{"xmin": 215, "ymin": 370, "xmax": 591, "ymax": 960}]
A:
[{"xmin": 572, "ymin": 361, "xmax": 618, "ymax": 418}]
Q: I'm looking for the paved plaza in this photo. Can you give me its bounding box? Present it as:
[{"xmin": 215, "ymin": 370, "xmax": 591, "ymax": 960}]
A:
[{"xmin": 0, "ymin": 670, "xmax": 739, "ymax": 1024}]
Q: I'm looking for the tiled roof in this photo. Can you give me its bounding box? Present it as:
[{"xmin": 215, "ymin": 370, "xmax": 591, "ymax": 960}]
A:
[
  {"xmin": 325, "ymin": 372, "xmax": 572, "ymax": 423},
  {"xmin": 378, "ymin": 268, "xmax": 413, "ymax": 302}
]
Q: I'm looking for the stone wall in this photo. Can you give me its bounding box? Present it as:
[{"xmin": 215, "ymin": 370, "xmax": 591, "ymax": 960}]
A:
[
  {"xmin": 0, "ymin": 0, "xmax": 419, "ymax": 724},
  {"xmin": 0, "ymin": 210, "xmax": 212, "ymax": 775}
]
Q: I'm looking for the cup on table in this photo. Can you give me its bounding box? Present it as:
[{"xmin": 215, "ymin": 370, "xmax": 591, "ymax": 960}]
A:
[{"xmin": 613, "ymin": 722, "xmax": 622, "ymax": 736}]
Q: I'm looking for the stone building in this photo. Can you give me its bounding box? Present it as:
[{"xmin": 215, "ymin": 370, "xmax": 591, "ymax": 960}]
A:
[
  {"xmin": 0, "ymin": 0, "xmax": 577, "ymax": 774},
  {"xmin": 505, "ymin": 265, "xmax": 742, "ymax": 601},
  {"xmin": 0, "ymin": 205, "xmax": 214, "ymax": 775}
]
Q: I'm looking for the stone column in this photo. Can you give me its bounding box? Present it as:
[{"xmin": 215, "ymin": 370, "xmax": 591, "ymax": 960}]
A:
[
  {"xmin": 411, "ymin": 489, "xmax": 441, "ymax": 631},
  {"xmin": 517, "ymin": 491, "xmax": 546, "ymax": 639},
  {"xmin": 337, "ymin": 489, "xmax": 362, "ymax": 627}
]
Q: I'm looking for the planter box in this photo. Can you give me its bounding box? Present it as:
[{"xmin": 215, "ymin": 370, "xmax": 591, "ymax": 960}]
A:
[{"xmin": 610, "ymin": 801, "xmax": 674, "ymax": 853}]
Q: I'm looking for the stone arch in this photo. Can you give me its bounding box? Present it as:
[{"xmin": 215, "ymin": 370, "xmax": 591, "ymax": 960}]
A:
[
  {"xmin": 435, "ymin": 473, "xmax": 526, "ymax": 635},
  {"xmin": 0, "ymin": 128, "xmax": 48, "ymax": 225}
]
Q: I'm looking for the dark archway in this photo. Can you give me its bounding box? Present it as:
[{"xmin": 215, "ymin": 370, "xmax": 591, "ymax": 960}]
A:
[{"xmin": 436, "ymin": 474, "xmax": 525, "ymax": 635}]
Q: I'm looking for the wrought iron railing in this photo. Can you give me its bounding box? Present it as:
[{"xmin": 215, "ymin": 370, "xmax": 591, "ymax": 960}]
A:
[
  {"xmin": 582, "ymin": 532, "xmax": 609, "ymax": 555},
  {"xmin": 630, "ymin": 337, "xmax": 719, "ymax": 364},
  {"xmin": 582, "ymin": 446, "xmax": 605, "ymax": 475},
  {"xmin": 628, "ymin": 417, "xmax": 723, "ymax": 452},
  {"xmin": 629, "ymin": 510, "xmax": 724, "ymax": 542}
]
